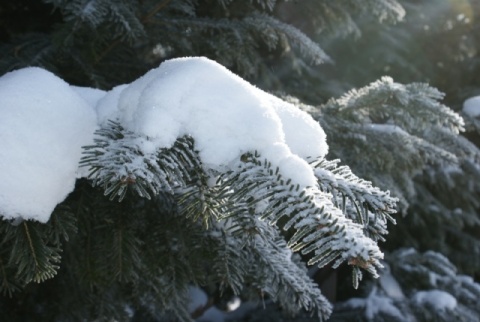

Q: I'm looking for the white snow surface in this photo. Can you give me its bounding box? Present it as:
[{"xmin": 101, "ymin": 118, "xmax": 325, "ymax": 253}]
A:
[
  {"xmin": 71, "ymin": 86, "xmax": 106, "ymax": 109},
  {"xmin": 344, "ymin": 287, "xmax": 404, "ymax": 320},
  {"xmin": 97, "ymin": 57, "xmax": 328, "ymax": 187},
  {"xmin": 95, "ymin": 84, "xmax": 128, "ymax": 125},
  {"xmin": 413, "ymin": 290, "xmax": 457, "ymax": 311},
  {"xmin": 0, "ymin": 57, "xmax": 329, "ymax": 222},
  {"xmin": 463, "ymin": 96, "xmax": 480, "ymax": 117},
  {"xmin": 378, "ymin": 265, "xmax": 405, "ymax": 300},
  {"xmin": 0, "ymin": 67, "xmax": 97, "ymax": 222},
  {"xmin": 188, "ymin": 286, "xmax": 208, "ymax": 314}
]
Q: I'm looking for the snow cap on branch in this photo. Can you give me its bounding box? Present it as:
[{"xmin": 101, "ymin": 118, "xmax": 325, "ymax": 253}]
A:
[
  {"xmin": 0, "ymin": 68, "xmax": 97, "ymax": 223},
  {"xmin": 0, "ymin": 57, "xmax": 328, "ymax": 223},
  {"xmin": 463, "ymin": 96, "xmax": 480, "ymax": 118},
  {"xmin": 97, "ymin": 56, "xmax": 329, "ymax": 186}
]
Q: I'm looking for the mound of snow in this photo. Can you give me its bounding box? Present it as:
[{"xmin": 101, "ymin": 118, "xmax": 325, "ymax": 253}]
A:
[
  {"xmin": 0, "ymin": 57, "xmax": 329, "ymax": 222},
  {"xmin": 0, "ymin": 68, "xmax": 97, "ymax": 222},
  {"xmin": 413, "ymin": 290, "xmax": 457, "ymax": 311},
  {"xmin": 97, "ymin": 57, "xmax": 328, "ymax": 187},
  {"xmin": 463, "ymin": 96, "xmax": 480, "ymax": 117}
]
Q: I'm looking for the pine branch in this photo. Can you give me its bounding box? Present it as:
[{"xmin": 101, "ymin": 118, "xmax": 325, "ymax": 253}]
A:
[
  {"xmin": 207, "ymin": 213, "xmax": 332, "ymax": 319},
  {"xmin": 244, "ymin": 13, "xmax": 332, "ymax": 65},
  {"xmin": 251, "ymin": 234, "xmax": 332, "ymax": 320},
  {"xmin": 46, "ymin": 0, "xmax": 146, "ymax": 41},
  {"xmin": 312, "ymin": 77, "xmax": 477, "ymax": 212},
  {"xmin": 135, "ymin": 202, "xmax": 212, "ymax": 322},
  {"xmin": 353, "ymin": 0, "xmax": 405, "ymax": 22},
  {"xmin": 209, "ymin": 230, "xmax": 249, "ymax": 295},
  {"xmin": 106, "ymin": 219, "xmax": 143, "ymax": 283},
  {"xmin": 0, "ymin": 253, "xmax": 20, "ymax": 297},
  {"xmin": 1, "ymin": 222, "xmax": 61, "ymax": 284},
  {"xmin": 322, "ymin": 77, "xmax": 464, "ymax": 134},
  {"xmin": 176, "ymin": 176, "xmax": 227, "ymax": 228},
  {"xmin": 389, "ymin": 249, "xmax": 480, "ymax": 321},
  {"xmin": 218, "ymin": 152, "xmax": 386, "ymax": 281},
  {"xmin": 94, "ymin": 0, "xmax": 173, "ymax": 63},
  {"xmin": 275, "ymin": 0, "xmax": 404, "ymax": 41},
  {"xmin": 0, "ymin": 201, "xmax": 77, "ymax": 290},
  {"xmin": 81, "ymin": 121, "xmax": 201, "ymax": 201},
  {"xmin": 309, "ymin": 158, "xmax": 397, "ymax": 240}
]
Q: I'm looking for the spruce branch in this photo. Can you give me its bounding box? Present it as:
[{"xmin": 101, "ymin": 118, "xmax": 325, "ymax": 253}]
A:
[
  {"xmin": 176, "ymin": 175, "xmax": 227, "ymax": 228},
  {"xmin": 219, "ymin": 152, "xmax": 387, "ymax": 282},
  {"xmin": 1, "ymin": 221, "xmax": 61, "ymax": 284},
  {"xmin": 309, "ymin": 158, "xmax": 397, "ymax": 240},
  {"xmin": 353, "ymin": 0, "xmax": 405, "ymax": 22},
  {"xmin": 388, "ymin": 248, "xmax": 480, "ymax": 320},
  {"xmin": 47, "ymin": 206, "xmax": 78, "ymax": 245},
  {"xmin": 313, "ymin": 77, "xmax": 476, "ymax": 212},
  {"xmin": 0, "ymin": 254, "xmax": 20, "ymax": 297},
  {"xmin": 137, "ymin": 203, "xmax": 211, "ymax": 322},
  {"xmin": 0, "ymin": 207, "xmax": 75, "ymax": 290},
  {"xmin": 251, "ymin": 233, "xmax": 333, "ymax": 320},
  {"xmin": 81, "ymin": 121, "xmax": 201, "ymax": 201},
  {"xmin": 321, "ymin": 77, "xmax": 464, "ymax": 134},
  {"xmin": 93, "ymin": 0, "xmax": 173, "ymax": 63},
  {"xmin": 107, "ymin": 219, "xmax": 143, "ymax": 283},
  {"xmin": 244, "ymin": 13, "xmax": 332, "ymax": 65},
  {"xmin": 81, "ymin": 120, "xmax": 393, "ymax": 292},
  {"xmin": 209, "ymin": 230, "xmax": 249, "ymax": 295}
]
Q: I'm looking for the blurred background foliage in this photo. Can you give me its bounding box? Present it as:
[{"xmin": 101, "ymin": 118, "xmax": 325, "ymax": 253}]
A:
[
  {"xmin": 271, "ymin": 0, "xmax": 480, "ymax": 108},
  {"xmin": 1, "ymin": 0, "xmax": 479, "ymax": 108}
]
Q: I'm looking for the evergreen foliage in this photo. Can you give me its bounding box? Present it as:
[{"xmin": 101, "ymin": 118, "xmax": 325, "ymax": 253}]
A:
[
  {"xmin": 307, "ymin": 73, "xmax": 480, "ymax": 276},
  {"xmin": 1, "ymin": 0, "xmax": 480, "ymax": 321},
  {"xmin": 332, "ymin": 248, "xmax": 480, "ymax": 322}
]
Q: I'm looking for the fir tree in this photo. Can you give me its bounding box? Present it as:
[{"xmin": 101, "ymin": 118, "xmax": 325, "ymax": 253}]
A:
[{"xmin": 0, "ymin": 1, "xmax": 479, "ymax": 322}]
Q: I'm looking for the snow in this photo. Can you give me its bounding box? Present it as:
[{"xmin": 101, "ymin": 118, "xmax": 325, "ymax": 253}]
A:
[
  {"xmin": 197, "ymin": 307, "xmax": 225, "ymax": 322},
  {"xmin": 0, "ymin": 67, "xmax": 97, "ymax": 223},
  {"xmin": 463, "ymin": 96, "xmax": 480, "ymax": 117},
  {"xmin": 364, "ymin": 294, "xmax": 403, "ymax": 320},
  {"xmin": 365, "ymin": 123, "xmax": 409, "ymax": 136},
  {"xmin": 188, "ymin": 286, "xmax": 227, "ymax": 322},
  {"xmin": 378, "ymin": 264, "xmax": 404, "ymax": 300},
  {"xmin": 187, "ymin": 286, "xmax": 208, "ymax": 314},
  {"xmin": 98, "ymin": 57, "xmax": 328, "ymax": 187},
  {"xmin": 413, "ymin": 290, "xmax": 457, "ymax": 311},
  {"xmin": 0, "ymin": 56, "xmax": 328, "ymax": 223},
  {"xmin": 95, "ymin": 84, "xmax": 128, "ymax": 125},
  {"xmin": 71, "ymin": 86, "xmax": 106, "ymax": 108},
  {"xmin": 344, "ymin": 286, "xmax": 404, "ymax": 320},
  {"xmin": 269, "ymin": 95, "xmax": 328, "ymax": 158}
]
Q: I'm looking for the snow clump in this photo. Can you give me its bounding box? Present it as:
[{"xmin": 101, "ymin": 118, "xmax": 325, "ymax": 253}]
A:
[
  {"xmin": 96, "ymin": 57, "xmax": 328, "ymax": 187},
  {"xmin": 0, "ymin": 57, "xmax": 329, "ymax": 223},
  {"xmin": 463, "ymin": 96, "xmax": 480, "ymax": 117},
  {"xmin": 0, "ymin": 68, "xmax": 97, "ymax": 223}
]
